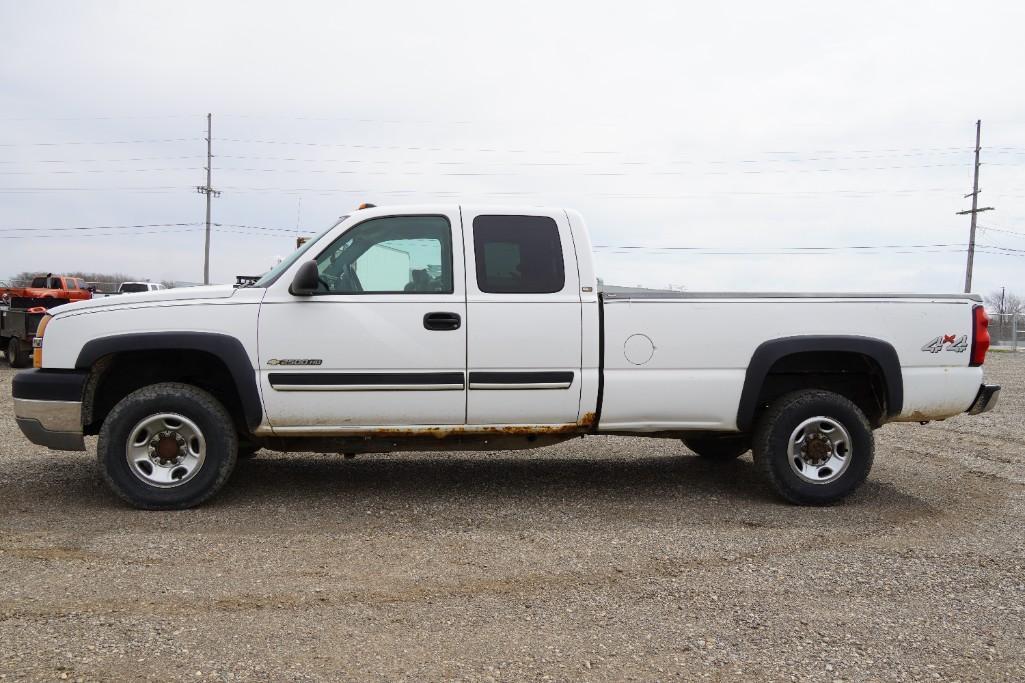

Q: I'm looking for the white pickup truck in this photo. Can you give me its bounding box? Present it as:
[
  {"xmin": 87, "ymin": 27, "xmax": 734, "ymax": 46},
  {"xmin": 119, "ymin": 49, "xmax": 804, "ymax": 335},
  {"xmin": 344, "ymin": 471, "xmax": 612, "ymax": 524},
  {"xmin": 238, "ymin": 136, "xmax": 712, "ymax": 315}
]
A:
[{"xmin": 13, "ymin": 205, "xmax": 999, "ymax": 509}]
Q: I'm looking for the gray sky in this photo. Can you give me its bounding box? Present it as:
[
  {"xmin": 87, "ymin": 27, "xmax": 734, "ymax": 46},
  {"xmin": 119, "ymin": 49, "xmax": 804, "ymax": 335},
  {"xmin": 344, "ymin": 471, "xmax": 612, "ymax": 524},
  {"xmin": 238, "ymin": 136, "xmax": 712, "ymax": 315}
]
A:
[{"xmin": 1, "ymin": 0, "xmax": 1023, "ymax": 294}]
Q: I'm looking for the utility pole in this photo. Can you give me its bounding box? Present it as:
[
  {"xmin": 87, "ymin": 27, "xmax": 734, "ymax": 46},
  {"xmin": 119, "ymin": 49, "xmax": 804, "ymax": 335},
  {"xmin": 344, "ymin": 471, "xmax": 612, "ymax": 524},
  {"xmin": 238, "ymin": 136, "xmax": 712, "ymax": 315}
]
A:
[
  {"xmin": 196, "ymin": 113, "xmax": 220, "ymax": 284},
  {"xmin": 957, "ymin": 119, "xmax": 994, "ymax": 293}
]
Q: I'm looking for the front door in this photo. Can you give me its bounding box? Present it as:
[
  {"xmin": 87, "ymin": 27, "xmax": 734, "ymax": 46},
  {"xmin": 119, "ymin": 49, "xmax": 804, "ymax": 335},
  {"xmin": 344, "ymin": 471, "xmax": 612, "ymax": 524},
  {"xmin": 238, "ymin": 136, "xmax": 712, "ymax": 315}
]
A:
[
  {"xmin": 461, "ymin": 209, "xmax": 583, "ymax": 426},
  {"xmin": 258, "ymin": 209, "xmax": 467, "ymax": 429}
]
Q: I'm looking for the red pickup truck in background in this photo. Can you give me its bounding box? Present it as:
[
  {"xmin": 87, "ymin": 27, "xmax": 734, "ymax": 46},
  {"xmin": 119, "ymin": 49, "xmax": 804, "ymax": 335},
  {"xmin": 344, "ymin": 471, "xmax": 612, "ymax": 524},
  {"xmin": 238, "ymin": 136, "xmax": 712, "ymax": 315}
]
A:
[
  {"xmin": 1, "ymin": 274, "xmax": 93, "ymax": 367},
  {"xmin": 0, "ymin": 274, "xmax": 94, "ymax": 306}
]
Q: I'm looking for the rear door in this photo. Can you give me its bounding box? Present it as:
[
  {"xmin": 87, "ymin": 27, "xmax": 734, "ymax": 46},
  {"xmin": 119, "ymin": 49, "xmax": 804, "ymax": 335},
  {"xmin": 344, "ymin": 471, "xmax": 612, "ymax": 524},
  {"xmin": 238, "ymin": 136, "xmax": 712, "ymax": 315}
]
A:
[{"xmin": 461, "ymin": 208, "xmax": 583, "ymax": 425}]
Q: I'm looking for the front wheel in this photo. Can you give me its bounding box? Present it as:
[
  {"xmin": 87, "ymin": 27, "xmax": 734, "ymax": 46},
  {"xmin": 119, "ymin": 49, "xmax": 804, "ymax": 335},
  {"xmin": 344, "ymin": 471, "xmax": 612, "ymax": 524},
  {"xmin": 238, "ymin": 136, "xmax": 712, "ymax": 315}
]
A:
[
  {"xmin": 97, "ymin": 383, "xmax": 238, "ymax": 509},
  {"xmin": 752, "ymin": 390, "xmax": 874, "ymax": 505}
]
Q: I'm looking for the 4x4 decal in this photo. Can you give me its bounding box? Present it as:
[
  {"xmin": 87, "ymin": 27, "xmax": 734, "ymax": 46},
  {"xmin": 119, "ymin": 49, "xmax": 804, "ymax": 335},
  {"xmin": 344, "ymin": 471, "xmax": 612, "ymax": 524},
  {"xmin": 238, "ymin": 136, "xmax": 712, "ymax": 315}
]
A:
[{"xmin": 921, "ymin": 334, "xmax": 968, "ymax": 354}]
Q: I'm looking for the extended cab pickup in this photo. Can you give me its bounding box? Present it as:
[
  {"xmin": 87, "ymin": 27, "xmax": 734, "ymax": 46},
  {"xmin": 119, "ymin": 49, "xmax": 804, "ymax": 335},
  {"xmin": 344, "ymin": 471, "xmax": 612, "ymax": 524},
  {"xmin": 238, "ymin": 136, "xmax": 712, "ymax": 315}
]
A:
[{"xmin": 12, "ymin": 205, "xmax": 999, "ymax": 509}]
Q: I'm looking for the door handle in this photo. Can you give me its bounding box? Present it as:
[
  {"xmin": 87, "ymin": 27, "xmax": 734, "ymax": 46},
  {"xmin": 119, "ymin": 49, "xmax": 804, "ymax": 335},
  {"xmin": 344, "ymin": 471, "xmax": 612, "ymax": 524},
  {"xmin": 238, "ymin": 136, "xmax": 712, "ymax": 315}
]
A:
[{"xmin": 423, "ymin": 311, "xmax": 461, "ymax": 331}]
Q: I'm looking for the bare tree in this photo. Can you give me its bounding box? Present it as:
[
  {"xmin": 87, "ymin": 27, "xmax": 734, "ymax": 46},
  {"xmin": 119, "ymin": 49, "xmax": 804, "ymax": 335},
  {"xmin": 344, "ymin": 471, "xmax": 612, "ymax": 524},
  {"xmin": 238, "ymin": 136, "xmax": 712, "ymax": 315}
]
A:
[
  {"xmin": 985, "ymin": 289, "xmax": 1023, "ymax": 344},
  {"xmin": 984, "ymin": 289, "xmax": 1023, "ymax": 316}
]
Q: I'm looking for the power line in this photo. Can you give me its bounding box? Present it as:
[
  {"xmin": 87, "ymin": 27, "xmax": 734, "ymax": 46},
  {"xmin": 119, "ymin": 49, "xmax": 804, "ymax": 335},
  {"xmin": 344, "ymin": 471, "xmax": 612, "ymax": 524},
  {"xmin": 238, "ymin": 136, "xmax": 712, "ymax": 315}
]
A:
[
  {"xmin": 0, "ymin": 138, "xmax": 202, "ymax": 147},
  {"xmin": 0, "ymin": 227, "xmax": 203, "ymax": 240},
  {"xmin": 205, "ymin": 162, "xmax": 984, "ymax": 176},
  {"xmin": 213, "ymin": 151, "xmax": 993, "ymax": 165},
  {"xmin": 0, "ymin": 156, "xmax": 203, "ymax": 164},
  {"xmin": 218, "ymin": 138, "xmax": 1006, "ymax": 160},
  {"xmin": 213, "ymin": 222, "xmax": 302, "ymax": 233},
  {"xmin": 0, "ymin": 222, "xmax": 200, "ymax": 233},
  {"xmin": 979, "ymin": 225, "xmax": 1025, "ymax": 239},
  {"xmin": 0, "ymin": 167, "xmax": 202, "ymax": 175},
  {"xmin": 593, "ymin": 246, "xmax": 1025, "ymax": 258},
  {"xmin": 592, "ymin": 242, "xmax": 971, "ymax": 252},
  {"xmin": 975, "ymin": 243, "xmax": 1025, "ymax": 253},
  {"xmin": 217, "ymin": 114, "xmax": 474, "ymax": 125},
  {"xmin": 209, "ymin": 185, "xmax": 965, "ymax": 196},
  {"xmin": 5, "ymin": 159, "xmax": 1009, "ymax": 178},
  {"xmin": 0, "ymin": 115, "xmax": 203, "ymax": 121},
  {"xmin": 0, "ymin": 187, "xmax": 183, "ymax": 193}
]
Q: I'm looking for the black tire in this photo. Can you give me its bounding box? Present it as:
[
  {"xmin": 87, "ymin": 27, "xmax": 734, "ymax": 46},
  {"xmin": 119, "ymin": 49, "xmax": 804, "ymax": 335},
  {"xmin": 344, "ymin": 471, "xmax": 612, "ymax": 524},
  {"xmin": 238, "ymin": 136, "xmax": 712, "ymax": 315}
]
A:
[
  {"xmin": 683, "ymin": 435, "xmax": 750, "ymax": 460},
  {"xmin": 752, "ymin": 390, "xmax": 874, "ymax": 505},
  {"xmin": 7, "ymin": 337, "xmax": 30, "ymax": 368},
  {"xmin": 97, "ymin": 382, "xmax": 238, "ymax": 509}
]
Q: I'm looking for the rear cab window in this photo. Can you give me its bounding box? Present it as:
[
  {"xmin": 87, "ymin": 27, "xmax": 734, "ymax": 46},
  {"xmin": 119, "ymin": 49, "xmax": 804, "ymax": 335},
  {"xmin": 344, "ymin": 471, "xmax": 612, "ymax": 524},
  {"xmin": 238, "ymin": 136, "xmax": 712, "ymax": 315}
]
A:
[{"xmin": 472, "ymin": 215, "xmax": 565, "ymax": 294}]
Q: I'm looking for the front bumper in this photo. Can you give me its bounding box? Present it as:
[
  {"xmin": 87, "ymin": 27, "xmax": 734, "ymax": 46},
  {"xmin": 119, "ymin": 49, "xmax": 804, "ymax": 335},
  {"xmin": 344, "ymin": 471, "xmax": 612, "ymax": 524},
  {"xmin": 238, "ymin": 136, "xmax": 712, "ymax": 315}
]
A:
[
  {"xmin": 12, "ymin": 369, "xmax": 88, "ymax": 451},
  {"xmin": 966, "ymin": 384, "xmax": 1000, "ymax": 416}
]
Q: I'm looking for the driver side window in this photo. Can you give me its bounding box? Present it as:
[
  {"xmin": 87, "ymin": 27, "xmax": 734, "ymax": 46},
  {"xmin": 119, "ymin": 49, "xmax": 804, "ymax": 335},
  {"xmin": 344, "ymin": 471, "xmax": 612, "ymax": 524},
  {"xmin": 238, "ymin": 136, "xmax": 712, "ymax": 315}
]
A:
[{"xmin": 314, "ymin": 215, "xmax": 453, "ymax": 294}]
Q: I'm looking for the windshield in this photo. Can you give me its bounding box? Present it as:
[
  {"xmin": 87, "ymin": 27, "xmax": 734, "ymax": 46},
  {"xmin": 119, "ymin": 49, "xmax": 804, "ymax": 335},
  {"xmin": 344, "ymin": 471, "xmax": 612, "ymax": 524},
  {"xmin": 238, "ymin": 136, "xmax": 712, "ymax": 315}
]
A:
[{"xmin": 252, "ymin": 216, "xmax": 348, "ymax": 288}]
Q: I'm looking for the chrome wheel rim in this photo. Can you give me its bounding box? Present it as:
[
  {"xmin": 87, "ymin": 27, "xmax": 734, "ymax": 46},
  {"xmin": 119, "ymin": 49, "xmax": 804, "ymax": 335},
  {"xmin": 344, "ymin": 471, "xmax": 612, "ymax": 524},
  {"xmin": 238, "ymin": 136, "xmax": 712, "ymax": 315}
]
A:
[
  {"xmin": 125, "ymin": 413, "xmax": 206, "ymax": 488},
  {"xmin": 787, "ymin": 416, "xmax": 852, "ymax": 485}
]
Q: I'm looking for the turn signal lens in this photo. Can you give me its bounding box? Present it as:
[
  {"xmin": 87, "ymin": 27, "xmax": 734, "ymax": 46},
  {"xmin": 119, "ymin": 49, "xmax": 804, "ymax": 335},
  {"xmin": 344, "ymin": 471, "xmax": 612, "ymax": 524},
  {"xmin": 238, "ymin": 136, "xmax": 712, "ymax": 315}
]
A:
[
  {"xmin": 969, "ymin": 305, "xmax": 989, "ymax": 367},
  {"xmin": 32, "ymin": 314, "xmax": 51, "ymax": 368}
]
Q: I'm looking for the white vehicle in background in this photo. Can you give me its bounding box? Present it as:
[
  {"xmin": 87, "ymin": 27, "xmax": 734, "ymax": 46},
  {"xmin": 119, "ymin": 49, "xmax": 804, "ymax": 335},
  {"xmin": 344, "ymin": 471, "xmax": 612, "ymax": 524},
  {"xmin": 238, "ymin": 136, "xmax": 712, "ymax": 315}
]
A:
[
  {"xmin": 117, "ymin": 282, "xmax": 166, "ymax": 294},
  {"xmin": 13, "ymin": 205, "xmax": 999, "ymax": 509}
]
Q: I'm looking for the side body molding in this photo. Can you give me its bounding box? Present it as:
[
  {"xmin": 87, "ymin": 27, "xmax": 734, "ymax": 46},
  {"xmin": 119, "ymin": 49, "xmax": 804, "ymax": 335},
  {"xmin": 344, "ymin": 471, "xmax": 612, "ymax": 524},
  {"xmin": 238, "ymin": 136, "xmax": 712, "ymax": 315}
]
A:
[
  {"xmin": 736, "ymin": 335, "xmax": 904, "ymax": 432},
  {"xmin": 75, "ymin": 332, "xmax": 262, "ymax": 431}
]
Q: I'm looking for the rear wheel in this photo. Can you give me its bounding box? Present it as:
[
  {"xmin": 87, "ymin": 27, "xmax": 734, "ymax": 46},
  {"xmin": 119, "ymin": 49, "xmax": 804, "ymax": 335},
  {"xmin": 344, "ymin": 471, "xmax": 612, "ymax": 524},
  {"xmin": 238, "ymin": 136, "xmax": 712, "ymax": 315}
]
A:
[
  {"xmin": 682, "ymin": 435, "xmax": 750, "ymax": 460},
  {"xmin": 97, "ymin": 383, "xmax": 238, "ymax": 509},
  {"xmin": 6, "ymin": 338, "xmax": 30, "ymax": 368},
  {"xmin": 753, "ymin": 390, "xmax": 873, "ymax": 505}
]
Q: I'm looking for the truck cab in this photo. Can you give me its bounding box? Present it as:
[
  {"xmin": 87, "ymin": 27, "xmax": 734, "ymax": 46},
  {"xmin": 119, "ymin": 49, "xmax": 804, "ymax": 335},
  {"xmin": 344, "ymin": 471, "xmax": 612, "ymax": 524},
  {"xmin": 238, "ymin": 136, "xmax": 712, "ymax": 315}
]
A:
[{"xmin": 255, "ymin": 206, "xmax": 594, "ymax": 431}]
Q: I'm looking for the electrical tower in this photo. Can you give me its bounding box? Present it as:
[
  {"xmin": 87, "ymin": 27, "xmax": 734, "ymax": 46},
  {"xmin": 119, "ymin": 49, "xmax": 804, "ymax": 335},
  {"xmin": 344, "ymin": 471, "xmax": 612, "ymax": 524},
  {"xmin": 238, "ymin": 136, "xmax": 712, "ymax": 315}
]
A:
[
  {"xmin": 957, "ymin": 119, "xmax": 994, "ymax": 293},
  {"xmin": 196, "ymin": 113, "xmax": 221, "ymax": 285}
]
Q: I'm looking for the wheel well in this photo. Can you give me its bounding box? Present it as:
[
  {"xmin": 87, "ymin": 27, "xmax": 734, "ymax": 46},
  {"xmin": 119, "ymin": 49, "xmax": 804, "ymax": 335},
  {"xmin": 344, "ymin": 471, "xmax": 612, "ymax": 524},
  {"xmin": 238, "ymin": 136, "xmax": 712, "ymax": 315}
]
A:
[
  {"xmin": 753, "ymin": 351, "xmax": 889, "ymax": 427},
  {"xmin": 82, "ymin": 350, "xmax": 247, "ymax": 436}
]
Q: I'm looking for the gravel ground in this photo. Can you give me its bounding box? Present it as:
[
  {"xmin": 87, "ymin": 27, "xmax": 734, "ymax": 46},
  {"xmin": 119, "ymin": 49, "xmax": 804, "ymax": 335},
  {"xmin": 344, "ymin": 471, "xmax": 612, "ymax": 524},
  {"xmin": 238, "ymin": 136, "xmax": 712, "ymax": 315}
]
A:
[{"xmin": 1, "ymin": 354, "xmax": 1023, "ymax": 682}]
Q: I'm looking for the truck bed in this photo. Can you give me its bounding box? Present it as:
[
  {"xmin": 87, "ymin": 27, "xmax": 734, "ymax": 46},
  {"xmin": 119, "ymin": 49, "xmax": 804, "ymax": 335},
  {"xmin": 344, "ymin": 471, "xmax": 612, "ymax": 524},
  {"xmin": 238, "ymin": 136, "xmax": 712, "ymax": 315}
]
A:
[{"xmin": 598, "ymin": 290, "xmax": 983, "ymax": 432}]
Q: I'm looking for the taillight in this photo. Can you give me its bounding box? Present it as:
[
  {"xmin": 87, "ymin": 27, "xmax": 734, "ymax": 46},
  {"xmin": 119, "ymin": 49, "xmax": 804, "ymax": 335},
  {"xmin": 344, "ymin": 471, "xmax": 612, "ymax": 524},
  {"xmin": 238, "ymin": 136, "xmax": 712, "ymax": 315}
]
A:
[
  {"xmin": 970, "ymin": 305, "xmax": 989, "ymax": 367},
  {"xmin": 32, "ymin": 314, "xmax": 51, "ymax": 368}
]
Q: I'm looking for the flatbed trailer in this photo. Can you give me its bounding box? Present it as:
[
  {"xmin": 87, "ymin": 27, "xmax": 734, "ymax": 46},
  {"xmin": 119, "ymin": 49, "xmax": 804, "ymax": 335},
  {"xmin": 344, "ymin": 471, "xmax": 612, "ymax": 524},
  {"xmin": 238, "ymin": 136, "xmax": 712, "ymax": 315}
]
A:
[{"xmin": 1, "ymin": 297, "xmax": 69, "ymax": 367}]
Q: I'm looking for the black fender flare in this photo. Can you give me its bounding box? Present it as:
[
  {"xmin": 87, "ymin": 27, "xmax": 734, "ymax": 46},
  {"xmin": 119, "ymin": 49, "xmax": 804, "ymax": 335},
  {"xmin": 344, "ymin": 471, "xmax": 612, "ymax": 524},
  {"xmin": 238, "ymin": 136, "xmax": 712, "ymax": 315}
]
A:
[
  {"xmin": 76, "ymin": 332, "xmax": 262, "ymax": 431},
  {"xmin": 736, "ymin": 335, "xmax": 903, "ymax": 432}
]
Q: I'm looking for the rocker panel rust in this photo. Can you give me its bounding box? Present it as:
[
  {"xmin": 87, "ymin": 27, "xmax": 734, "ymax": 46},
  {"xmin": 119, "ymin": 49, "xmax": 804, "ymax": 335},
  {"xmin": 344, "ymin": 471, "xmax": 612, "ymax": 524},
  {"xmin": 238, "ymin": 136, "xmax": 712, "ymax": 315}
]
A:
[{"xmin": 255, "ymin": 412, "xmax": 598, "ymax": 442}]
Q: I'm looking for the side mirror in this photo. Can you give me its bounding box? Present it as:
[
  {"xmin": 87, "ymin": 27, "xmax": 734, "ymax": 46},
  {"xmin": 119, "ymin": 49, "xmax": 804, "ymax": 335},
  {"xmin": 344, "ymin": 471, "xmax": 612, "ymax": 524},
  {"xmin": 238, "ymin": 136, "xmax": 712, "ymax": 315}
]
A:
[{"xmin": 289, "ymin": 260, "xmax": 320, "ymax": 296}]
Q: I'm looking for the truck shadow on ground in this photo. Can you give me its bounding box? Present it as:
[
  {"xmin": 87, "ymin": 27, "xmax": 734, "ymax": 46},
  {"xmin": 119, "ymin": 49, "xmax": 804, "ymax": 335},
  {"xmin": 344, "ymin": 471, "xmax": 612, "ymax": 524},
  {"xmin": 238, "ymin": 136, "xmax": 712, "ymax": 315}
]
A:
[
  {"xmin": 212, "ymin": 450, "xmax": 933, "ymax": 519},
  {"xmin": 1, "ymin": 448, "xmax": 935, "ymax": 526},
  {"xmin": 226, "ymin": 451, "xmax": 775, "ymax": 501}
]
